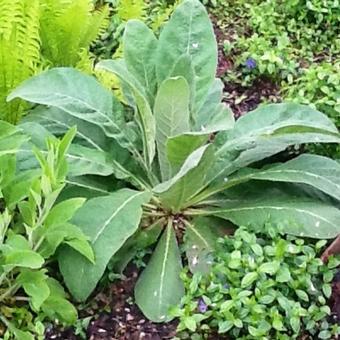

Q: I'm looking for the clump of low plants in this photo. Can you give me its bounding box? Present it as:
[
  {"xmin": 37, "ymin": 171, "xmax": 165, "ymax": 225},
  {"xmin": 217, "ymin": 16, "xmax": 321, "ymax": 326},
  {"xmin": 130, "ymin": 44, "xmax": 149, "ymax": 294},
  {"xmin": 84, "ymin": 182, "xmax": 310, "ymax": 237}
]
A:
[
  {"xmin": 0, "ymin": 125, "xmax": 93, "ymax": 338},
  {"xmin": 172, "ymin": 226, "xmax": 340, "ymax": 339},
  {"xmin": 7, "ymin": 0, "xmax": 340, "ymax": 326}
]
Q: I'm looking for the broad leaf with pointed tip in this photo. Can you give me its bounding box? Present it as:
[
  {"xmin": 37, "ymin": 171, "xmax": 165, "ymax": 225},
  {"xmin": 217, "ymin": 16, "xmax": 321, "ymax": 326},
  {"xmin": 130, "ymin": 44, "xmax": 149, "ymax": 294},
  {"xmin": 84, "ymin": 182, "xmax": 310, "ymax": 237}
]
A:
[
  {"xmin": 96, "ymin": 60, "xmax": 156, "ymax": 167},
  {"xmin": 8, "ymin": 68, "xmax": 139, "ymax": 157},
  {"xmin": 58, "ymin": 189, "xmax": 151, "ymax": 301},
  {"xmin": 207, "ymin": 186, "xmax": 340, "ymax": 239},
  {"xmin": 156, "ymin": 0, "xmax": 217, "ymax": 112},
  {"xmin": 123, "ymin": 20, "xmax": 158, "ymax": 104},
  {"xmin": 135, "ymin": 222, "xmax": 184, "ymax": 322},
  {"xmin": 154, "ymin": 77, "xmax": 190, "ymax": 180},
  {"xmin": 226, "ymin": 154, "xmax": 340, "ymax": 201},
  {"xmin": 191, "ymin": 103, "xmax": 340, "ymax": 203}
]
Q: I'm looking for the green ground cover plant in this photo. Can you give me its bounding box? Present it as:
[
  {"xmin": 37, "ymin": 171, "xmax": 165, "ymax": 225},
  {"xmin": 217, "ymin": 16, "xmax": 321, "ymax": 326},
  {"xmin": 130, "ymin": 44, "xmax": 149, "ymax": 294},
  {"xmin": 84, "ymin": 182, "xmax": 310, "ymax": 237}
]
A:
[
  {"xmin": 212, "ymin": 0, "xmax": 340, "ymax": 149},
  {"xmin": 7, "ymin": 0, "xmax": 340, "ymax": 327},
  {"xmin": 172, "ymin": 226, "xmax": 340, "ymax": 339},
  {"xmin": 0, "ymin": 126, "xmax": 93, "ymax": 339}
]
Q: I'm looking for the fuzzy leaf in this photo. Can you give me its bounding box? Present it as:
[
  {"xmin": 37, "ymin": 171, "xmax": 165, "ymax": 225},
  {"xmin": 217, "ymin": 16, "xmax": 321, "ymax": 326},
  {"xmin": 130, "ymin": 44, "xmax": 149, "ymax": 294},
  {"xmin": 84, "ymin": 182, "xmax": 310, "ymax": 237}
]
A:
[
  {"xmin": 155, "ymin": 77, "xmax": 190, "ymax": 180},
  {"xmin": 211, "ymin": 190, "xmax": 340, "ymax": 238},
  {"xmin": 156, "ymin": 0, "xmax": 217, "ymax": 112},
  {"xmin": 96, "ymin": 59, "xmax": 156, "ymax": 166},
  {"xmin": 135, "ymin": 223, "xmax": 184, "ymax": 322},
  {"xmin": 58, "ymin": 189, "xmax": 151, "ymax": 301},
  {"xmin": 123, "ymin": 20, "xmax": 158, "ymax": 104}
]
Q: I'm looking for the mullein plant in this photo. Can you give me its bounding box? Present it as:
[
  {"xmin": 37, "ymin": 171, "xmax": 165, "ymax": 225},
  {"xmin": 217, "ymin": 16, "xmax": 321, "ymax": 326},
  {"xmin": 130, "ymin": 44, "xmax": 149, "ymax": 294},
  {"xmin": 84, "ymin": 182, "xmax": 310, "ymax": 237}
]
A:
[{"xmin": 7, "ymin": 0, "xmax": 340, "ymax": 323}]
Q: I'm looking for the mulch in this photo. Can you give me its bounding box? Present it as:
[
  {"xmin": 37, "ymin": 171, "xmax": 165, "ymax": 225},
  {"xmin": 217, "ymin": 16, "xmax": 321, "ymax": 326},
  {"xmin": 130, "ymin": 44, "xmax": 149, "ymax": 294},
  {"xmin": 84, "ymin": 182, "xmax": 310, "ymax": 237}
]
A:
[{"xmin": 45, "ymin": 266, "xmax": 178, "ymax": 340}]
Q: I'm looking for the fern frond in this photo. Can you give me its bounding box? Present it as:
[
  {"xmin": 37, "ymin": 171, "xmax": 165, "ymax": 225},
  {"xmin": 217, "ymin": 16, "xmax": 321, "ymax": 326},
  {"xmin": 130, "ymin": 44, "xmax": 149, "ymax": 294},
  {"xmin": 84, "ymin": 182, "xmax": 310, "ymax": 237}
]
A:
[
  {"xmin": 0, "ymin": 0, "xmax": 41, "ymax": 123},
  {"xmin": 40, "ymin": 0, "xmax": 109, "ymax": 67},
  {"xmin": 116, "ymin": 0, "xmax": 147, "ymax": 21},
  {"xmin": 81, "ymin": 5, "xmax": 110, "ymax": 48}
]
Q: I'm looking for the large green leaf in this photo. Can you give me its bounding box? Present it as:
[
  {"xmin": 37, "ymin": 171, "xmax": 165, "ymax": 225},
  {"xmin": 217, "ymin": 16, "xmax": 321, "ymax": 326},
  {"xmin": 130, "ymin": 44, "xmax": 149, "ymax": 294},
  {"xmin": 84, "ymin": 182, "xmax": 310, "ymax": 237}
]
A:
[
  {"xmin": 170, "ymin": 54, "xmax": 196, "ymax": 115},
  {"xmin": 233, "ymin": 154, "xmax": 340, "ymax": 201},
  {"xmin": 195, "ymin": 103, "xmax": 340, "ymax": 202},
  {"xmin": 123, "ymin": 20, "xmax": 158, "ymax": 104},
  {"xmin": 156, "ymin": 0, "xmax": 217, "ymax": 113},
  {"xmin": 135, "ymin": 222, "xmax": 184, "ymax": 322},
  {"xmin": 58, "ymin": 189, "xmax": 151, "ymax": 301},
  {"xmin": 8, "ymin": 68, "xmax": 138, "ymax": 156},
  {"xmin": 96, "ymin": 60, "xmax": 156, "ymax": 167},
  {"xmin": 154, "ymin": 144, "xmax": 213, "ymax": 212},
  {"xmin": 154, "ymin": 77, "xmax": 190, "ymax": 180},
  {"xmin": 18, "ymin": 122, "xmax": 148, "ymax": 189},
  {"xmin": 207, "ymin": 186, "xmax": 340, "ymax": 238}
]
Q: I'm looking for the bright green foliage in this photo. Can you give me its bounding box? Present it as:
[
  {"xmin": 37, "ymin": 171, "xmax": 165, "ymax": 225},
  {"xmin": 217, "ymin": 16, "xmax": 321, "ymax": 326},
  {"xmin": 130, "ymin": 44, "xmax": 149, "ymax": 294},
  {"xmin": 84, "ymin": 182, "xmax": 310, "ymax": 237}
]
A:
[
  {"xmin": 172, "ymin": 227, "xmax": 340, "ymax": 339},
  {"xmin": 0, "ymin": 126, "xmax": 93, "ymax": 338},
  {"xmin": 39, "ymin": 0, "xmax": 109, "ymax": 67},
  {"xmin": 212, "ymin": 0, "xmax": 339, "ymax": 155},
  {"xmin": 8, "ymin": 0, "xmax": 340, "ymax": 324},
  {"xmin": 0, "ymin": 0, "xmax": 109, "ymax": 123}
]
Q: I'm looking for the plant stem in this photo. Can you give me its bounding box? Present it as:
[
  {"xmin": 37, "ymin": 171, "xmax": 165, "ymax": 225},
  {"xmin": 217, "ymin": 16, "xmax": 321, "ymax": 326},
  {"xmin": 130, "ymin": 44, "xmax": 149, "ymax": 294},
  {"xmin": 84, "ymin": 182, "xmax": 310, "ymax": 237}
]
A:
[
  {"xmin": 184, "ymin": 208, "xmax": 212, "ymax": 216},
  {"xmin": 0, "ymin": 283, "xmax": 19, "ymax": 302}
]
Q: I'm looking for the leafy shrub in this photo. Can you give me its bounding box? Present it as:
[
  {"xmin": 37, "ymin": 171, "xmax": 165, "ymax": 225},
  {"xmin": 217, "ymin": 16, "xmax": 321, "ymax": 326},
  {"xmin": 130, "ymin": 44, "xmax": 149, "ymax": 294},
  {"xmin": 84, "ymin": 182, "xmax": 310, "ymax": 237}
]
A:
[
  {"xmin": 8, "ymin": 0, "xmax": 340, "ymax": 324},
  {"xmin": 0, "ymin": 125, "xmax": 93, "ymax": 339},
  {"xmin": 172, "ymin": 226, "xmax": 340, "ymax": 339},
  {"xmin": 0, "ymin": 0, "xmax": 109, "ymax": 123}
]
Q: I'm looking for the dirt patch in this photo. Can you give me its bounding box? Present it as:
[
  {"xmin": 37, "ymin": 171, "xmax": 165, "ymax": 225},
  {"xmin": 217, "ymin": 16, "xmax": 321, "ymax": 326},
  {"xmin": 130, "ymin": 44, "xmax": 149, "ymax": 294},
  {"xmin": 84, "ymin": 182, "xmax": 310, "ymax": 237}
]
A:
[{"xmin": 45, "ymin": 266, "xmax": 177, "ymax": 340}]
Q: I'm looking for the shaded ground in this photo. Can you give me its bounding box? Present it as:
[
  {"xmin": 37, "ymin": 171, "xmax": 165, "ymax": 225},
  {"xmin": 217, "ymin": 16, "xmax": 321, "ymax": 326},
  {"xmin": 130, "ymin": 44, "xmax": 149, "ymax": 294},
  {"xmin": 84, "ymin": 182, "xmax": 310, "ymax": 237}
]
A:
[{"xmin": 45, "ymin": 266, "xmax": 177, "ymax": 340}]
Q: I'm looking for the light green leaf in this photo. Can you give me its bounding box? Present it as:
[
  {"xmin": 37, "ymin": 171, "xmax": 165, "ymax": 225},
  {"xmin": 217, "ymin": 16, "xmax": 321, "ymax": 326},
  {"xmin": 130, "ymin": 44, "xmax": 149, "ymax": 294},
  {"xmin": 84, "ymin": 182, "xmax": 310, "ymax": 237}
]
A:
[
  {"xmin": 135, "ymin": 223, "xmax": 184, "ymax": 322},
  {"xmin": 96, "ymin": 60, "xmax": 156, "ymax": 166},
  {"xmin": 4, "ymin": 250, "xmax": 44, "ymax": 269},
  {"xmin": 58, "ymin": 189, "xmax": 151, "ymax": 301},
  {"xmin": 241, "ymin": 272, "xmax": 258, "ymax": 288},
  {"xmin": 154, "ymin": 144, "xmax": 213, "ymax": 212},
  {"xmin": 170, "ymin": 54, "xmax": 196, "ymax": 114},
  {"xmin": 45, "ymin": 198, "xmax": 85, "ymax": 227},
  {"xmin": 39, "ymin": 223, "xmax": 94, "ymax": 262},
  {"xmin": 41, "ymin": 278, "xmax": 77, "ymax": 325},
  {"xmin": 258, "ymin": 261, "xmax": 280, "ymax": 275},
  {"xmin": 166, "ymin": 133, "xmax": 208, "ymax": 174},
  {"xmin": 156, "ymin": 0, "xmax": 217, "ymax": 112},
  {"xmin": 17, "ymin": 270, "xmax": 50, "ymax": 310},
  {"xmin": 8, "ymin": 68, "xmax": 137, "ymax": 154},
  {"xmin": 155, "ymin": 77, "xmax": 190, "ymax": 180},
  {"xmin": 123, "ymin": 20, "xmax": 158, "ymax": 104}
]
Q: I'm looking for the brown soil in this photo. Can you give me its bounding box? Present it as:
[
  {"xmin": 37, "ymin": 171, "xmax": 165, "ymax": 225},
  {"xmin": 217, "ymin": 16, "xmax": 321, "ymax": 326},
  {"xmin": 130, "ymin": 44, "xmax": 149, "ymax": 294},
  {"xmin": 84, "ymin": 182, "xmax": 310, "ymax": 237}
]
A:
[{"xmin": 45, "ymin": 266, "xmax": 177, "ymax": 340}]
